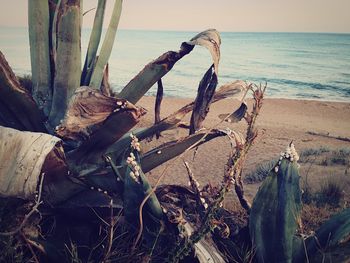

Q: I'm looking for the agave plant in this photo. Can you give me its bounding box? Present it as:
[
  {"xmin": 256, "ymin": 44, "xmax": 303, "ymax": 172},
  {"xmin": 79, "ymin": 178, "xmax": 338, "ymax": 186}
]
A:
[
  {"xmin": 248, "ymin": 143, "xmax": 350, "ymax": 263},
  {"xmin": 0, "ymin": 0, "xmax": 252, "ymax": 262}
]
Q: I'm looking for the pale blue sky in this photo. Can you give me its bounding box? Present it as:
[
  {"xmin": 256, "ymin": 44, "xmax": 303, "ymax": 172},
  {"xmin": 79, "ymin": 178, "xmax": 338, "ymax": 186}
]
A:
[{"xmin": 0, "ymin": 0, "xmax": 349, "ymax": 33}]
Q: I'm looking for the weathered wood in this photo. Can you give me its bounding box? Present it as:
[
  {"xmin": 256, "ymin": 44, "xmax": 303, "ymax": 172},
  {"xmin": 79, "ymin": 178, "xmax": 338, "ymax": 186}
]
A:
[{"xmin": 0, "ymin": 51, "xmax": 46, "ymax": 132}]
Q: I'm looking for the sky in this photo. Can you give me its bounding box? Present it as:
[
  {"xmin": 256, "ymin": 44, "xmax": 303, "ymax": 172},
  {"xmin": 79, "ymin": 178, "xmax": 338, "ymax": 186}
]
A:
[{"xmin": 0, "ymin": 0, "xmax": 349, "ymax": 33}]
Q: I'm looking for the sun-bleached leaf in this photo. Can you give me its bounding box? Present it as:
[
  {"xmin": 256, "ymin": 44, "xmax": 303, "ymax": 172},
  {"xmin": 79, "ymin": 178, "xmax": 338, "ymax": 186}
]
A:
[{"xmin": 186, "ymin": 28, "xmax": 221, "ymax": 74}]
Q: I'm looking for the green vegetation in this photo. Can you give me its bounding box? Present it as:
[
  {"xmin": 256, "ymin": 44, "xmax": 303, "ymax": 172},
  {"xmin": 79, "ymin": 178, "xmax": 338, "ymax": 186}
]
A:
[{"xmin": 244, "ymin": 159, "xmax": 277, "ymax": 183}]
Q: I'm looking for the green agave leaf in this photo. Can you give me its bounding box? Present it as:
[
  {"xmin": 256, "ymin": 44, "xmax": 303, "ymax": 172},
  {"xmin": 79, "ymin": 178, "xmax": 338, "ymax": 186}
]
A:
[
  {"xmin": 28, "ymin": 0, "xmax": 52, "ymax": 115},
  {"xmin": 81, "ymin": 0, "xmax": 106, "ymax": 86},
  {"xmin": 123, "ymin": 151, "xmax": 163, "ymax": 223},
  {"xmin": 249, "ymin": 150, "xmax": 302, "ymax": 263},
  {"xmin": 48, "ymin": 0, "xmax": 61, "ymax": 92},
  {"xmin": 304, "ymin": 208, "xmax": 350, "ymax": 258},
  {"xmin": 118, "ymin": 29, "xmax": 221, "ymax": 104},
  {"xmin": 49, "ymin": 0, "xmax": 81, "ymax": 127},
  {"xmin": 89, "ymin": 0, "xmax": 122, "ymax": 89}
]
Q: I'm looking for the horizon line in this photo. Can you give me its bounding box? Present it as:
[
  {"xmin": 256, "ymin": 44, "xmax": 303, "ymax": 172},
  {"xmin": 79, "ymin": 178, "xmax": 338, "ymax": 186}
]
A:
[{"xmin": 1, "ymin": 25, "xmax": 349, "ymax": 35}]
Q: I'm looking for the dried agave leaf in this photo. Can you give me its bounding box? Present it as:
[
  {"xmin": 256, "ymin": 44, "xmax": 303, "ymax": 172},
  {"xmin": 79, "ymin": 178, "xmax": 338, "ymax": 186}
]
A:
[
  {"xmin": 215, "ymin": 80, "xmax": 250, "ymax": 101},
  {"xmin": 186, "ymin": 29, "xmax": 221, "ymax": 75},
  {"xmin": 0, "ymin": 126, "xmax": 61, "ymax": 199},
  {"xmin": 183, "ymin": 222, "xmax": 226, "ymax": 263},
  {"xmin": 154, "ymin": 79, "xmax": 164, "ymax": 138},
  {"xmin": 106, "ymin": 81, "xmax": 251, "ymax": 159},
  {"xmin": 56, "ymin": 86, "xmax": 133, "ymax": 141},
  {"xmin": 0, "ymin": 51, "xmax": 46, "ymax": 132},
  {"xmin": 67, "ymin": 88, "xmax": 147, "ymax": 164},
  {"xmin": 140, "ymin": 129, "xmax": 228, "ymax": 173},
  {"xmin": 218, "ymin": 102, "xmax": 248, "ymax": 123},
  {"xmin": 118, "ymin": 29, "xmax": 221, "ymax": 104},
  {"xmin": 190, "ymin": 64, "xmax": 218, "ymax": 134}
]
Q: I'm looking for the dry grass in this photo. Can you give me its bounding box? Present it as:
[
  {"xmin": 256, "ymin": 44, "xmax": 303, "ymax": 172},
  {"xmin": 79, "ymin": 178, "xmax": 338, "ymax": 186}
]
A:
[{"xmin": 300, "ymin": 203, "xmax": 342, "ymax": 236}]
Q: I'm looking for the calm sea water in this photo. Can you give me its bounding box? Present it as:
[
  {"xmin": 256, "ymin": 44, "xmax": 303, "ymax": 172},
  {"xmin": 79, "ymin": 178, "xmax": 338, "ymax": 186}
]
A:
[{"xmin": 1, "ymin": 27, "xmax": 350, "ymax": 102}]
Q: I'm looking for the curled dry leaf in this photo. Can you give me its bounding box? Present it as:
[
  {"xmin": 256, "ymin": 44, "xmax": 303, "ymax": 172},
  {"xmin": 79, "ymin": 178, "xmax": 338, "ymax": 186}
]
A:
[
  {"xmin": 218, "ymin": 102, "xmax": 248, "ymax": 123},
  {"xmin": 186, "ymin": 28, "xmax": 221, "ymax": 74},
  {"xmin": 66, "ymin": 88, "xmax": 147, "ymax": 164},
  {"xmin": 56, "ymin": 86, "xmax": 133, "ymax": 141},
  {"xmin": 190, "ymin": 64, "xmax": 218, "ymax": 134},
  {"xmin": 0, "ymin": 126, "xmax": 62, "ymax": 199}
]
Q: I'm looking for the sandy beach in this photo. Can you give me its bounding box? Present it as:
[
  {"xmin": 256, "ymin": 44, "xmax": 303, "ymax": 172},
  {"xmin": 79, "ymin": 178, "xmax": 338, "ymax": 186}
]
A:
[{"xmin": 136, "ymin": 96, "xmax": 350, "ymax": 205}]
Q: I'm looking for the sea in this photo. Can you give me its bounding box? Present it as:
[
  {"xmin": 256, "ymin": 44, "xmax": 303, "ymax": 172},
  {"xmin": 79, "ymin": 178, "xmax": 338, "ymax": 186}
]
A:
[{"xmin": 1, "ymin": 27, "xmax": 350, "ymax": 102}]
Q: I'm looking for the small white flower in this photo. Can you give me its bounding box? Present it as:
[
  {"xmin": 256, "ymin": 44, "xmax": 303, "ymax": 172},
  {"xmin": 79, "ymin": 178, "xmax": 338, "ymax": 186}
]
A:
[
  {"xmin": 274, "ymin": 166, "xmax": 279, "ymax": 173},
  {"xmin": 204, "ymin": 203, "xmax": 208, "ymax": 209}
]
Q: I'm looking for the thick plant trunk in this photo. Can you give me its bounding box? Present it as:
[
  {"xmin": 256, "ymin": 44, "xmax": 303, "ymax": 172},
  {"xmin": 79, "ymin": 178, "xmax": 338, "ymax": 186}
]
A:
[{"xmin": 49, "ymin": 0, "xmax": 81, "ymax": 128}]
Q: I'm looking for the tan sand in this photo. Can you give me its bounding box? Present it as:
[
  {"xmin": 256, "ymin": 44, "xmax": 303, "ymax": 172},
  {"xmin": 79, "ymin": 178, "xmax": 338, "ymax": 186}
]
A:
[{"xmin": 136, "ymin": 96, "xmax": 350, "ymax": 205}]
